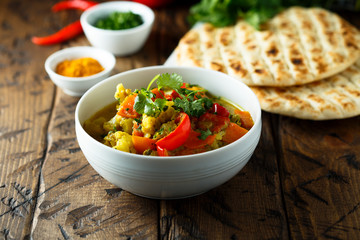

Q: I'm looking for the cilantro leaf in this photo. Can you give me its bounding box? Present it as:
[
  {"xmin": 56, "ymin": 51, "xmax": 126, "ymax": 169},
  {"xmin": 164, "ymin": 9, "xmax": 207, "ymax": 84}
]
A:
[
  {"xmin": 173, "ymin": 95, "xmax": 213, "ymax": 117},
  {"xmin": 157, "ymin": 73, "xmax": 183, "ymax": 90},
  {"xmin": 188, "ymin": 0, "xmax": 358, "ymax": 30},
  {"xmin": 199, "ymin": 129, "xmax": 212, "ymax": 140},
  {"xmin": 154, "ymin": 98, "xmax": 167, "ymax": 110},
  {"xmin": 134, "ymin": 90, "xmax": 166, "ymax": 117}
]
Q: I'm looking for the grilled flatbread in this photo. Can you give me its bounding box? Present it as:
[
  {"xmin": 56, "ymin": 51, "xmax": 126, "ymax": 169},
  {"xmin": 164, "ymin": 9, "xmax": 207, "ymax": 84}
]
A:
[
  {"xmin": 175, "ymin": 7, "xmax": 360, "ymax": 87},
  {"xmin": 250, "ymin": 59, "xmax": 360, "ymax": 120}
]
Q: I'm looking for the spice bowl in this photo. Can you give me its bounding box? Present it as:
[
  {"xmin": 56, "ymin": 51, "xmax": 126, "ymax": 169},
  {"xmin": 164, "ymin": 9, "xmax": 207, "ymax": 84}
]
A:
[
  {"xmin": 80, "ymin": 1, "xmax": 155, "ymax": 56},
  {"xmin": 45, "ymin": 46, "xmax": 116, "ymax": 97},
  {"xmin": 75, "ymin": 66, "xmax": 262, "ymax": 199}
]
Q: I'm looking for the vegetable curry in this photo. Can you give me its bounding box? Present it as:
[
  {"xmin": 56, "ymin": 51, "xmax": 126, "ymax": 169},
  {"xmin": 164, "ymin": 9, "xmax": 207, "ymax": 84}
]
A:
[{"xmin": 83, "ymin": 73, "xmax": 254, "ymax": 156}]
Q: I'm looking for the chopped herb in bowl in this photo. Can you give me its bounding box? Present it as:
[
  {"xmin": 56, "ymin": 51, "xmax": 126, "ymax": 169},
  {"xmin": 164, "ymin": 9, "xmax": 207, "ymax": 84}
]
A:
[{"xmin": 95, "ymin": 11, "xmax": 143, "ymax": 30}]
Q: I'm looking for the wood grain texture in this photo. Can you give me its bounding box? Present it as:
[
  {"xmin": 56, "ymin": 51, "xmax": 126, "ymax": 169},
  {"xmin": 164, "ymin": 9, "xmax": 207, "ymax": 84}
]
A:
[
  {"xmin": 0, "ymin": 0, "xmax": 57, "ymax": 239},
  {"xmin": 1, "ymin": 0, "xmax": 360, "ymax": 239},
  {"xmin": 278, "ymin": 116, "xmax": 360, "ymax": 239}
]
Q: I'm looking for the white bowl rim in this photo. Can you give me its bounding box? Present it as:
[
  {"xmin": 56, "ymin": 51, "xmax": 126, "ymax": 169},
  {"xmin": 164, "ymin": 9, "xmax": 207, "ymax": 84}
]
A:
[
  {"xmin": 80, "ymin": 1, "xmax": 155, "ymax": 35},
  {"xmin": 75, "ymin": 66, "xmax": 262, "ymax": 161},
  {"xmin": 44, "ymin": 46, "xmax": 116, "ymax": 82}
]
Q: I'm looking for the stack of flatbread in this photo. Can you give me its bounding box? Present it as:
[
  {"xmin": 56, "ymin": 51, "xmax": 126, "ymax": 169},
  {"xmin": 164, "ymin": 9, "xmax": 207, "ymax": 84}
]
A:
[{"xmin": 174, "ymin": 7, "xmax": 360, "ymax": 120}]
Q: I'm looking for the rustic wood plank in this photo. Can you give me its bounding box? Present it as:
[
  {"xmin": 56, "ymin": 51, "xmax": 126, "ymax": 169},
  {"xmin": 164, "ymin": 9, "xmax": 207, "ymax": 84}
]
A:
[
  {"xmin": 278, "ymin": 116, "xmax": 360, "ymax": 239},
  {"xmin": 160, "ymin": 113, "xmax": 288, "ymax": 239},
  {"xmin": 0, "ymin": 0, "xmax": 59, "ymax": 239},
  {"xmin": 31, "ymin": 91, "xmax": 159, "ymax": 239},
  {"xmin": 2, "ymin": 0, "xmax": 360, "ymax": 239}
]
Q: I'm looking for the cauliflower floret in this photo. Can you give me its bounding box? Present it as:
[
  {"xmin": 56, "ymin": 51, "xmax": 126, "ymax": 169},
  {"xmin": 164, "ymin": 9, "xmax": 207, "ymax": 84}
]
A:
[
  {"xmin": 114, "ymin": 83, "xmax": 131, "ymax": 103},
  {"xmin": 104, "ymin": 131, "xmax": 136, "ymax": 153},
  {"xmin": 141, "ymin": 106, "xmax": 178, "ymax": 138},
  {"xmin": 142, "ymin": 115, "xmax": 157, "ymax": 138},
  {"xmin": 119, "ymin": 118, "xmax": 133, "ymax": 134},
  {"xmin": 157, "ymin": 105, "xmax": 176, "ymax": 123},
  {"xmin": 103, "ymin": 114, "xmax": 134, "ymax": 134},
  {"xmin": 153, "ymin": 120, "xmax": 177, "ymax": 140},
  {"xmin": 103, "ymin": 115, "xmax": 120, "ymax": 132}
]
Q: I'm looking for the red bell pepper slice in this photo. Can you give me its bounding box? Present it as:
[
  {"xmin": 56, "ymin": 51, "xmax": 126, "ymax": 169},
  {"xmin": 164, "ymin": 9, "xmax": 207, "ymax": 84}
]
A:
[
  {"xmin": 132, "ymin": 135, "xmax": 157, "ymax": 154},
  {"xmin": 117, "ymin": 94, "xmax": 141, "ymax": 119},
  {"xmin": 32, "ymin": 20, "xmax": 83, "ymax": 46},
  {"xmin": 151, "ymin": 88, "xmax": 165, "ymax": 99},
  {"xmin": 52, "ymin": 0, "xmax": 98, "ymax": 12},
  {"xmin": 156, "ymin": 112, "xmax": 191, "ymax": 151},
  {"xmin": 210, "ymin": 103, "xmax": 229, "ymax": 117},
  {"xmin": 156, "ymin": 145, "xmax": 169, "ymax": 156},
  {"xmin": 222, "ymin": 122, "xmax": 248, "ymax": 143}
]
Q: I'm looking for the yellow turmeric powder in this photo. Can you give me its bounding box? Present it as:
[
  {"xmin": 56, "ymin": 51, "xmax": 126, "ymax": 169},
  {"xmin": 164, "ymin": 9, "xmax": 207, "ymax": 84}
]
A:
[{"xmin": 56, "ymin": 57, "xmax": 104, "ymax": 77}]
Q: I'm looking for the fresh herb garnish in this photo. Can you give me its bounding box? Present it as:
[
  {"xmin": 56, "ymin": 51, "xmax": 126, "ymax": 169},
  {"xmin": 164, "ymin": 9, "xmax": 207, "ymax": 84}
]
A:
[
  {"xmin": 134, "ymin": 89, "xmax": 167, "ymax": 116},
  {"xmin": 199, "ymin": 129, "xmax": 212, "ymax": 140},
  {"xmin": 188, "ymin": 0, "xmax": 360, "ymax": 30},
  {"xmin": 133, "ymin": 73, "xmax": 213, "ymax": 117},
  {"xmin": 95, "ymin": 11, "xmax": 143, "ymax": 30}
]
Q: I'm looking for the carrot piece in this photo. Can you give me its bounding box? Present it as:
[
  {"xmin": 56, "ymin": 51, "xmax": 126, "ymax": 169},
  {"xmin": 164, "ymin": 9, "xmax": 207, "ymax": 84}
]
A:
[
  {"xmin": 183, "ymin": 129, "xmax": 216, "ymax": 149},
  {"xmin": 132, "ymin": 122, "xmax": 143, "ymax": 137},
  {"xmin": 222, "ymin": 122, "xmax": 248, "ymax": 144},
  {"xmin": 132, "ymin": 135, "xmax": 157, "ymax": 154},
  {"xmin": 117, "ymin": 94, "xmax": 140, "ymax": 118},
  {"xmin": 234, "ymin": 109, "xmax": 254, "ymax": 130}
]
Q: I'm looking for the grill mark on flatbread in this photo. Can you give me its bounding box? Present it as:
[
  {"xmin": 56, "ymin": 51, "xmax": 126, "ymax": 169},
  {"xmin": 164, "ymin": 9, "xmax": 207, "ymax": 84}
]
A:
[
  {"xmin": 289, "ymin": 8, "xmax": 330, "ymax": 76},
  {"xmin": 234, "ymin": 22, "xmax": 274, "ymax": 85},
  {"xmin": 271, "ymin": 9, "xmax": 314, "ymax": 85},
  {"xmin": 257, "ymin": 30, "xmax": 292, "ymax": 85},
  {"xmin": 199, "ymin": 24, "xmax": 227, "ymax": 73},
  {"xmin": 250, "ymin": 59, "xmax": 360, "ymax": 120},
  {"xmin": 217, "ymin": 26, "xmax": 251, "ymax": 81},
  {"xmin": 175, "ymin": 7, "xmax": 360, "ymax": 87},
  {"xmin": 176, "ymin": 30, "xmax": 204, "ymax": 68}
]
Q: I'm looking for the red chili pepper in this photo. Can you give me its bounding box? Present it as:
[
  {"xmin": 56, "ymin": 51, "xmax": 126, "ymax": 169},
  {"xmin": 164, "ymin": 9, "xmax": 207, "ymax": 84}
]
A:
[
  {"xmin": 210, "ymin": 103, "xmax": 229, "ymax": 117},
  {"xmin": 156, "ymin": 112, "xmax": 191, "ymax": 152},
  {"xmin": 31, "ymin": 20, "xmax": 83, "ymax": 46},
  {"xmin": 32, "ymin": 0, "xmax": 98, "ymax": 45},
  {"xmin": 132, "ymin": 0, "xmax": 173, "ymax": 8},
  {"xmin": 52, "ymin": 0, "xmax": 98, "ymax": 12}
]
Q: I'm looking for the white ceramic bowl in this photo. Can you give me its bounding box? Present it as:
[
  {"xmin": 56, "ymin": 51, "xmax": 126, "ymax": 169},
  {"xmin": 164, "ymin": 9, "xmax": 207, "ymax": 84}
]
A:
[
  {"xmin": 75, "ymin": 66, "xmax": 262, "ymax": 199},
  {"xmin": 80, "ymin": 1, "xmax": 155, "ymax": 56},
  {"xmin": 45, "ymin": 46, "xmax": 116, "ymax": 97}
]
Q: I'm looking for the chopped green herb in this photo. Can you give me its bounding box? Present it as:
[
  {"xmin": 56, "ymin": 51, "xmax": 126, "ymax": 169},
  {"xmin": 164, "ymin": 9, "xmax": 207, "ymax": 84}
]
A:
[
  {"xmin": 95, "ymin": 11, "xmax": 143, "ymax": 30},
  {"xmin": 188, "ymin": 0, "xmax": 360, "ymax": 30},
  {"xmin": 134, "ymin": 73, "xmax": 214, "ymax": 118},
  {"xmin": 199, "ymin": 129, "xmax": 212, "ymax": 140}
]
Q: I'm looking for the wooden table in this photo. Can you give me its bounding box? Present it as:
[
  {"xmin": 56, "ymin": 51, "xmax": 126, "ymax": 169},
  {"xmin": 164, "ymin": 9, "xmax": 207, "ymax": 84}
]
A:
[{"xmin": 1, "ymin": 0, "xmax": 360, "ymax": 239}]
